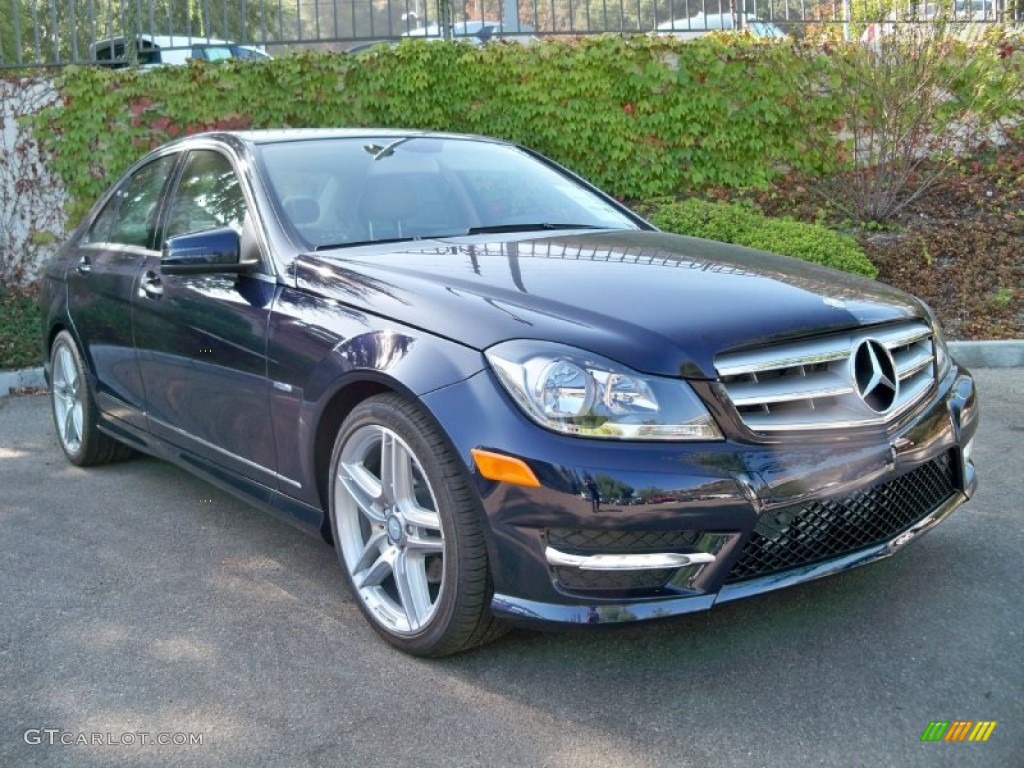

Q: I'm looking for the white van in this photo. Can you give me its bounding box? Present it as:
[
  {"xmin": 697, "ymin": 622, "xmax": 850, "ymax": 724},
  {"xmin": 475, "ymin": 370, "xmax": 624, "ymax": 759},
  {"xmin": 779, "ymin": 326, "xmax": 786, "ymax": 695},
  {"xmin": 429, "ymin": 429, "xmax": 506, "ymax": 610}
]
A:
[
  {"xmin": 401, "ymin": 20, "xmax": 538, "ymax": 44},
  {"xmin": 656, "ymin": 13, "xmax": 787, "ymax": 40},
  {"xmin": 90, "ymin": 34, "xmax": 271, "ymax": 67}
]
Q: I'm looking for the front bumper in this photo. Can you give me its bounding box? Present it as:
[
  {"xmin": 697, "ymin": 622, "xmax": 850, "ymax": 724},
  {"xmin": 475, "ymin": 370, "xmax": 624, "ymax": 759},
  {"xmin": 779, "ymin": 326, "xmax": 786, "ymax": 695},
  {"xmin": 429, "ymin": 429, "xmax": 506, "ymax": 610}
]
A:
[{"xmin": 421, "ymin": 362, "xmax": 978, "ymax": 626}]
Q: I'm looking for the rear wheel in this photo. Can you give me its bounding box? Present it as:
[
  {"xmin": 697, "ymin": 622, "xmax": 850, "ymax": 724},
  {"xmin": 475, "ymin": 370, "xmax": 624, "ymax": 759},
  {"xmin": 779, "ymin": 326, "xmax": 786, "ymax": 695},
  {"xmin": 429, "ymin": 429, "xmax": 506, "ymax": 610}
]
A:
[
  {"xmin": 329, "ymin": 394, "xmax": 505, "ymax": 656},
  {"xmin": 50, "ymin": 330, "xmax": 134, "ymax": 466}
]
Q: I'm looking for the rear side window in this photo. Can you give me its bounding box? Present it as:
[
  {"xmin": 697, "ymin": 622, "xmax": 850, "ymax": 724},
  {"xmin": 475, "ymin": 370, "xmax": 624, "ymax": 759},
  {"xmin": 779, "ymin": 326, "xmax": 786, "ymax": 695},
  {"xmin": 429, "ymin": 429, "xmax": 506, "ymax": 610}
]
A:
[{"xmin": 85, "ymin": 154, "xmax": 178, "ymax": 248}]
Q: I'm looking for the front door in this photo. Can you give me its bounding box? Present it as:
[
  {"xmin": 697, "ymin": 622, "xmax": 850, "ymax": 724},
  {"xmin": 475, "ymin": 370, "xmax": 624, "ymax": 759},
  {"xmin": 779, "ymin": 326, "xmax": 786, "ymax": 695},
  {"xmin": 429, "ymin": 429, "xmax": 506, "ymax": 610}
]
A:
[{"xmin": 132, "ymin": 148, "xmax": 280, "ymax": 486}]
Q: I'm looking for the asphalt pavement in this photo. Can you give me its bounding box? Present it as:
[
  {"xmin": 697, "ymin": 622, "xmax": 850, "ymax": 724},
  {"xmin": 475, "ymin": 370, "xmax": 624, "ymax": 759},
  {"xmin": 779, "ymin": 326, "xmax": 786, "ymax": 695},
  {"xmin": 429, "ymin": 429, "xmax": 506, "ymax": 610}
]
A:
[{"xmin": 0, "ymin": 369, "xmax": 1021, "ymax": 768}]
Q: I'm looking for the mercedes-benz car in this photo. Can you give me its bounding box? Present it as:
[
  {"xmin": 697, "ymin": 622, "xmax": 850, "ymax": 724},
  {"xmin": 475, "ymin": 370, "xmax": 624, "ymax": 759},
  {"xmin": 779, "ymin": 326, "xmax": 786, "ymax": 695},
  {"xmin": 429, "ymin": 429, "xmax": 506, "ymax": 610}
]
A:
[{"xmin": 41, "ymin": 129, "xmax": 979, "ymax": 656}]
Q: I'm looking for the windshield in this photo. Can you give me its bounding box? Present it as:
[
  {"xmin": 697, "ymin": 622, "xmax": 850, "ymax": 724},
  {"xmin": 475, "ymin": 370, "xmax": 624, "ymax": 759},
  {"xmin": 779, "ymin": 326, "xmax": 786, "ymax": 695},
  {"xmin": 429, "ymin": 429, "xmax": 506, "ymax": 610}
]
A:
[{"xmin": 255, "ymin": 136, "xmax": 639, "ymax": 249}]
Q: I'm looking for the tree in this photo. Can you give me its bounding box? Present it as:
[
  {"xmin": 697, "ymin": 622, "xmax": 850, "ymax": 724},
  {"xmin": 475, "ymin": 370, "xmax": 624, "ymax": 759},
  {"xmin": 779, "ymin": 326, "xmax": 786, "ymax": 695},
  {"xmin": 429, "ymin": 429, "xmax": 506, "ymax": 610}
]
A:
[{"xmin": 594, "ymin": 474, "xmax": 635, "ymax": 503}]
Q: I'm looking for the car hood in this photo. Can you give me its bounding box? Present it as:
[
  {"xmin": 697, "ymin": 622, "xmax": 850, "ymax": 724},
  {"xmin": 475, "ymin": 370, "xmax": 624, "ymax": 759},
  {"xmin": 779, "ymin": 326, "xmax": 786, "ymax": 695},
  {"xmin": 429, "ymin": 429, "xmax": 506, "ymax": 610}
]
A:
[{"xmin": 295, "ymin": 230, "xmax": 927, "ymax": 379}]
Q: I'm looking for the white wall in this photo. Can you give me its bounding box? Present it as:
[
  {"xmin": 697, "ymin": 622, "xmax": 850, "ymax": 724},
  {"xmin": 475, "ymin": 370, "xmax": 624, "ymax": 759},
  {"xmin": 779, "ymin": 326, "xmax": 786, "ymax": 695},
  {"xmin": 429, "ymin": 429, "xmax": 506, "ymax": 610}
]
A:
[{"xmin": 0, "ymin": 78, "xmax": 67, "ymax": 286}]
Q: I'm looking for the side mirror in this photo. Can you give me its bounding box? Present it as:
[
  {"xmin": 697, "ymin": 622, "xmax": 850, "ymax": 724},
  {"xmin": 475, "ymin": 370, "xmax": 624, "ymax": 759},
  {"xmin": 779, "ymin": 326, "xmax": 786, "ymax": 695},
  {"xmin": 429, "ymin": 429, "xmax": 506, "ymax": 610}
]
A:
[{"xmin": 160, "ymin": 227, "xmax": 258, "ymax": 275}]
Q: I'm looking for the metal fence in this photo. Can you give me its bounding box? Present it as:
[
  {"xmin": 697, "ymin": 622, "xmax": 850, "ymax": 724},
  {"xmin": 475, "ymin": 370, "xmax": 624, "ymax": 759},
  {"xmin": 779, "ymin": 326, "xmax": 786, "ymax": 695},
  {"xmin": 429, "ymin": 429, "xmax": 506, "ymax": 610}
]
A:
[{"xmin": 1, "ymin": 0, "xmax": 1020, "ymax": 68}]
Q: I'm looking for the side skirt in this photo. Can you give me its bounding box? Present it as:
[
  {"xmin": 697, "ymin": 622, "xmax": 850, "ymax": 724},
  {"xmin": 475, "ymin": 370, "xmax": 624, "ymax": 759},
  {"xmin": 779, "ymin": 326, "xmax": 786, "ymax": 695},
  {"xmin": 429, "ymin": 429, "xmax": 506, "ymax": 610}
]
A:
[{"xmin": 97, "ymin": 411, "xmax": 328, "ymax": 541}]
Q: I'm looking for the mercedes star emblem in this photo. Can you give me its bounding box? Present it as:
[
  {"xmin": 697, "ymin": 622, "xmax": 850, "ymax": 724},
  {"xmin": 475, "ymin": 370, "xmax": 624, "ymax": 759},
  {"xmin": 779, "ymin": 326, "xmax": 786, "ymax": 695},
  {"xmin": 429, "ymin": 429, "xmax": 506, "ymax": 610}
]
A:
[{"xmin": 852, "ymin": 339, "xmax": 899, "ymax": 413}]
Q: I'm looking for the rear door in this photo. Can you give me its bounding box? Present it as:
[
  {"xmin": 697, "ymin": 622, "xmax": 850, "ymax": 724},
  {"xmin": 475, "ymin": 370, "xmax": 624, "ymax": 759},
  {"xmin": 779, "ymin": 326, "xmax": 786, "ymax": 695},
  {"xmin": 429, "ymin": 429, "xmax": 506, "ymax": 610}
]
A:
[{"xmin": 65, "ymin": 152, "xmax": 180, "ymax": 428}]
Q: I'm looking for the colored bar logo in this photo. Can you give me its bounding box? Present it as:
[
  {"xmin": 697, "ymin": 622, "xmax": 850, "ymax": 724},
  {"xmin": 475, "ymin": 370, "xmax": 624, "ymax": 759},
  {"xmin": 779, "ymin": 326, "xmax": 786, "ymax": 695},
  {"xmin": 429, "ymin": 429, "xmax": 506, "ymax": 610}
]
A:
[{"xmin": 921, "ymin": 721, "xmax": 997, "ymax": 742}]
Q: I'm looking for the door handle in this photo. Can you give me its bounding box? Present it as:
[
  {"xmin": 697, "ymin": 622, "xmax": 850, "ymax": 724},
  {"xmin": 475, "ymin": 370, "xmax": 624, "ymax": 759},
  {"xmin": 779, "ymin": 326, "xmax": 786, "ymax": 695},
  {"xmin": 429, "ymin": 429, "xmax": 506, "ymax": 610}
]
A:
[
  {"xmin": 139, "ymin": 271, "xmax": 164, "ymax": 299},
  {"xmin": 77, "ymin": 255, "xmax": 91, "ymax": 274}
]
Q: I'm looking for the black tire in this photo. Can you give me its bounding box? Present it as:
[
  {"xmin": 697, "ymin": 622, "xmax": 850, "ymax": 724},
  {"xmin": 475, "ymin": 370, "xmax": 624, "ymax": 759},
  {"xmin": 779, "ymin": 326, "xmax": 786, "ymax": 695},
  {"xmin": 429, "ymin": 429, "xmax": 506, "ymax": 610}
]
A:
[
  {"xmin": 49, "ymin": 330, "xmax": 134, "ymax": 466},
  {"xmin": 328, "ymin": 393, "xmax": 505, "ymax": 657}
]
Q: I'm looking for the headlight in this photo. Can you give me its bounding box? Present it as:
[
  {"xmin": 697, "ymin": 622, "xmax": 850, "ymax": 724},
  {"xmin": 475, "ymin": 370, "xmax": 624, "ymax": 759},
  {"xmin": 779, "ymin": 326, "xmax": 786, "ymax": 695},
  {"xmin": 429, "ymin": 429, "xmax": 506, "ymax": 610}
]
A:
[{"xmin": 485, "ymin": 341, "xmax": 723, "ymax": 440}]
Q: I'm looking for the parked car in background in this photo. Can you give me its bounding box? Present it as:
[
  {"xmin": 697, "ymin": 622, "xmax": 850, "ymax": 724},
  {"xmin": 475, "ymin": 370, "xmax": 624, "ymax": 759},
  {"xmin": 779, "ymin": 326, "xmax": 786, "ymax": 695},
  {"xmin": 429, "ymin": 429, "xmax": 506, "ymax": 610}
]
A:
[
  {"xmin": 90, "ymin": 34, "xmax": 271, "ymax": 67},
  {"xmin": 42, "ymin": 129, "xmax": 978, "ymax": 656},
  {"xmin": 401, "ymin": 19, "xmax": 538, "ymax": 44},
  {"xmin": 347, "ymin": 19, "xmax": 538, "ymax": 53},
  {"xmin": 656, "ymin": 13, "xmax": 787, "ymax": 39}
]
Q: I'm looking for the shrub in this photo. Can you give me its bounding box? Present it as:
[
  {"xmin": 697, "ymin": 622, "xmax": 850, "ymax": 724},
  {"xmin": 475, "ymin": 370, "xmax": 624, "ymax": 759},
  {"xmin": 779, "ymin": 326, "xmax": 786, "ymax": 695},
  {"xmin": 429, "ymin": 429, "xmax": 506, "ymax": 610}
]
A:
[
  {"xmin": 647, "ymin": 198, "xmax": 878, "ymax": 278},
  {"xmin": 0, "ymin": 284, "xmax": 42, "ymax": 370},
  {"xmin": 791, "ymin": 25, "xmax": 1024, "ymax": 222}
]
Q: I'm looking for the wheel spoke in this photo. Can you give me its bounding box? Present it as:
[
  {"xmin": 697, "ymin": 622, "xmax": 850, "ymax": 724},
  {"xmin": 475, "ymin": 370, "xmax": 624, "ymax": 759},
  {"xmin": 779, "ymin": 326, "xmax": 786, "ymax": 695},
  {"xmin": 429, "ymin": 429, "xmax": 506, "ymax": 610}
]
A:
[
  {"xmin": 352, "ymin": 529, "xmax": 388, "ymax": 574},
  {"xmin": 381, "ymin": 432, "xmax": 416, "ymax": 509},
  {"xmin": 53, "ymin": 388, "xmax": 69, "ymax": 423},
  {"xmin": 338, "ymin": 462, "xmax": 386, "ymax": 524},
  {"xmin": 63, "ymin": 406, "xmax": 79, "ymax": 447},
  {"xmin": 356, "ymin": 544, "xmax": 397, "ymax": 589},
  {"xmin": 67, "ymin": 361, "xmax": 79, "ymax": 397},
  {"xmin": 392, "ymin": 549, "xmax": 432, "ymax": 631},
  {"xmin": 56, "ymin": 347, "xmax": 72, "ymax": 385},
  {"xmin": 53, "ymin": 348, "xmax": 67, "ymax": 390},
  {"xmin": 405, "ymin": 529, "xmax": 445, "ymax": 553},
  {"xmin": 71, "ymin": 403, "xmax": 83, "ymax": 443},
  {"xmin": 402, "ymin": 505, "xmax": 442, "ymax": 532}
]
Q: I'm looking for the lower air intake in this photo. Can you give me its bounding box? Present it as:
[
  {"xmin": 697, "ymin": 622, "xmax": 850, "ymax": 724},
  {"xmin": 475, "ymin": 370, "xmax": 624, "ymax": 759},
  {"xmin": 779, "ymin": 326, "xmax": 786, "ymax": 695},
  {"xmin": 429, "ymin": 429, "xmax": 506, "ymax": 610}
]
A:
[{"xmin": 727, "ymin": 451, "xmax": 958, "ymax": 583}]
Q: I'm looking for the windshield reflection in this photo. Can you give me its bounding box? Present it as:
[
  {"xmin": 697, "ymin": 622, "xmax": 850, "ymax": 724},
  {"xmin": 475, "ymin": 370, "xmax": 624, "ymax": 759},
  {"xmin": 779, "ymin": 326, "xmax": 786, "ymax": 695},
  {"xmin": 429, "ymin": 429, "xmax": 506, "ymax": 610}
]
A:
[{"xmin": 256, "ymin": 136, "xmax": 639, "ymax": 250}]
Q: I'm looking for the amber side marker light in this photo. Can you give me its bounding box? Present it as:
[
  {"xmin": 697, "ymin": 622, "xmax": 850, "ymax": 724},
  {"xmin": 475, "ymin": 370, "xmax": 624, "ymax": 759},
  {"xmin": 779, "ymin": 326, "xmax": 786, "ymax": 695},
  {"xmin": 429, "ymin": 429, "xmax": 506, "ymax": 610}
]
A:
[{"xmin": 471, "ymin": 448, "xmax": 541, "ymax": 488}]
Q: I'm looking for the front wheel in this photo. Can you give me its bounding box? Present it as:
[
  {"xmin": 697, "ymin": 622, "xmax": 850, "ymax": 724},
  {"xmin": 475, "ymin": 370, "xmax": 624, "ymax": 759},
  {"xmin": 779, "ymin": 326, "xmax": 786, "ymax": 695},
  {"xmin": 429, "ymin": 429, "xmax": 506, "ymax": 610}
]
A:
[{"xmin": 329, "ymin": 394, "xmax": 504, "ymax": 656}]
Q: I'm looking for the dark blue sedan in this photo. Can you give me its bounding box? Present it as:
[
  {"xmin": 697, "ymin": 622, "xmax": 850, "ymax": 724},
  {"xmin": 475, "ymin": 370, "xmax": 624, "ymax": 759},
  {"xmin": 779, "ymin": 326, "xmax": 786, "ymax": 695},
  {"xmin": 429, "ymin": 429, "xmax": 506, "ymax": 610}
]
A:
[{"xmin": 41, "ymin": 130, "xmax": 979, "ymax": 656}]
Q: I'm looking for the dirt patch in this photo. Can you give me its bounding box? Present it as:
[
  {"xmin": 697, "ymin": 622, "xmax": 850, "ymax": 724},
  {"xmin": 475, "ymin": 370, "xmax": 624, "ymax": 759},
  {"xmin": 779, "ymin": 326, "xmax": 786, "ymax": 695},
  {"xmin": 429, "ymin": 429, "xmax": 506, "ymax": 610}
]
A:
[{"xmin": 754, "ymin": 138, "xmax": 1024, "ymax": 341}]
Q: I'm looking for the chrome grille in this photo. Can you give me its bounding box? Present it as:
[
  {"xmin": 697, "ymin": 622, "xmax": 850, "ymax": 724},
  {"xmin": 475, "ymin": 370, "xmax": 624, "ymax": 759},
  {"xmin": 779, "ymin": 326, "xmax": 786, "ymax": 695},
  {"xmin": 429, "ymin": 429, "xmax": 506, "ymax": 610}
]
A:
[
  {"xmin": 715, "ymin": 321, "xmax": 936, "ymax": 433},
  {"xmin": 726, "ymin": 451, "xmax": 958, "ymax": 582}
]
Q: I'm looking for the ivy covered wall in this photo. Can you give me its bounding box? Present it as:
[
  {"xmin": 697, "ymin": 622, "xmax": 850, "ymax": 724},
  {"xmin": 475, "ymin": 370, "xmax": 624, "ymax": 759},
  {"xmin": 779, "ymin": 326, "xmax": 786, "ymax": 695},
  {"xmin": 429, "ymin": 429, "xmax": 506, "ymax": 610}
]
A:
[{"xmin": 33, "ymin": 36, "xmax": 844, "ymax": 223}]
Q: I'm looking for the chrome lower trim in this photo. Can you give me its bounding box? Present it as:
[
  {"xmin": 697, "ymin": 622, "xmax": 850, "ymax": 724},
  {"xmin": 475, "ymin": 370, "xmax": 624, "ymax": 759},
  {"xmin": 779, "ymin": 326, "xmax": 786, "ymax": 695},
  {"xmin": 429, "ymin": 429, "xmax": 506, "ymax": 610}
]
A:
[
  {"xmin": 715, "ymin": 491, "xmax": 966, "ymax": 605},
  {"xmin": 545, "ymin": 546, "xmax": 716, "ymax": 571},
  {"xmin": 491, "ymin": 592, "xmax": 718, "ymax": 624},
  {"xmin": 150, "ymin": 416, "xmax": 302, "ymax": 489}
]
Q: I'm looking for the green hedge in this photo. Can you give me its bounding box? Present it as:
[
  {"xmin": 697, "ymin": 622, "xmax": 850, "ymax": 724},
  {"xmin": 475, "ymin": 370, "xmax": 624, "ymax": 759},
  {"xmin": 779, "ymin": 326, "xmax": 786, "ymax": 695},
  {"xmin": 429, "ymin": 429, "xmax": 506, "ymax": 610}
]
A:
[
  {"xmin": 648, "ymin": 199, "xmax": 878, "ymax": 277},
  {"xmin": 34, "ymin": 36, "xmax": 843, "ymax": 220},
  {"xmin": 0, "ymin": 286, "xmax": 42, "ymax": 369},
  {"xmin": 31, "ymin": 34, "xmax": 1021, "ymax": 224}
]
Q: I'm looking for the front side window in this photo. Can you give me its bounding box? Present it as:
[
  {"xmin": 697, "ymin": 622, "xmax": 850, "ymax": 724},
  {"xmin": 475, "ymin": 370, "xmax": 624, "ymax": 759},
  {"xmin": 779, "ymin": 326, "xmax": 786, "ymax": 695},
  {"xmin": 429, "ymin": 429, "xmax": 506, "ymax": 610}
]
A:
[
  {"xmin": 164, "ymin": 150, "xmax": 248, "ymax": 240},
  {"xmin": 87, "ymin": 153, "xmax": 178, "ymax": 248}
]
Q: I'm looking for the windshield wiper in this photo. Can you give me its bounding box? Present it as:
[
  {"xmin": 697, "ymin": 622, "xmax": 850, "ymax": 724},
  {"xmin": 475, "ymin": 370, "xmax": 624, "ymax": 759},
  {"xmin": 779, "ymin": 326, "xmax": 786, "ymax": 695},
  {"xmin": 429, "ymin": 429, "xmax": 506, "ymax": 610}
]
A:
[
  {"xmin": 315, "ymin": 236, "xmax": 421, "ymax": 251},
  {"xmin": 313, "ymin": 224, "xmax": 610, "ymax": 250},
  {"xmin": 465, "ymin": 223, "xmax": 609, "ymax": 235}
]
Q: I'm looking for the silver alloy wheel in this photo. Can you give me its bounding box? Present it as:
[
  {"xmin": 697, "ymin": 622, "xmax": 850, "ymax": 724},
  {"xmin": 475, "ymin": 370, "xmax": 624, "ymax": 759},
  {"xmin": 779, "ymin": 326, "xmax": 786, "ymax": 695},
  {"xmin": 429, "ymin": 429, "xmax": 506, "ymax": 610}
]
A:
[
  {"xmin": 52, "ymin": 343, "xmax": 84, "ymax": 455},
  {"xmin": 334, "ymin": 424, "xmax": 447, "ymax": 635}
]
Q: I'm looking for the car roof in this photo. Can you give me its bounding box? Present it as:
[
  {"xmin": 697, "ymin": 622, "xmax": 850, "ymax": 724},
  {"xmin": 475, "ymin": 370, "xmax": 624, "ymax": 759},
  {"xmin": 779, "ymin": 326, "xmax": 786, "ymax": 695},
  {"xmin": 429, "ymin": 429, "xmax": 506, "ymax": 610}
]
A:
[
  {"xmin": 151, "ymin": 129, "xmax": 517, "ymax": 157},
  {"xmin": 92, "ymin": 33, "xmax": 237, "ymax": 47},
  {"xmin": 206, "ymin": 128, "xmax": 513, "ymax": 146}
]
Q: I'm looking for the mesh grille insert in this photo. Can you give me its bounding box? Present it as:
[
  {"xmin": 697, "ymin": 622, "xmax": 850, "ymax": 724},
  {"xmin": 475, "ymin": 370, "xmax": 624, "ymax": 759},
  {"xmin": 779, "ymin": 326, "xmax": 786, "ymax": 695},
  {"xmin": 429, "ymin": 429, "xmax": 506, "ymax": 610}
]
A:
[
  {"xmin": 553, "ymin": 567, "xmax": 674, "ymax": 592},
  {"xmin": 546, "ymin": 528, "xmax": 703, "ymax": 553},
  {"xmin": 727, "ymin": 451, "xmax": 958, "ymax": 583}
]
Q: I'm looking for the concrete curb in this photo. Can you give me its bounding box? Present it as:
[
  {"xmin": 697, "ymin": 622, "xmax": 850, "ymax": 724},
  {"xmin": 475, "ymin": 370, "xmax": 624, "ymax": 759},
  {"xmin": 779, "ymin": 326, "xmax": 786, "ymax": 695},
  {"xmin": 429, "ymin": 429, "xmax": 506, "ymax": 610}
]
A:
[
  {"xmin": 1, "ymin": 341, "xmax": 1020, "ymax": 400},
  {"xmin": 948, "ymin": 340, "xmax": 1024, "ymax": 370},
  {"xmin": 0, "ymin": 367, "xmax": 47, "ymax": 398}
]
